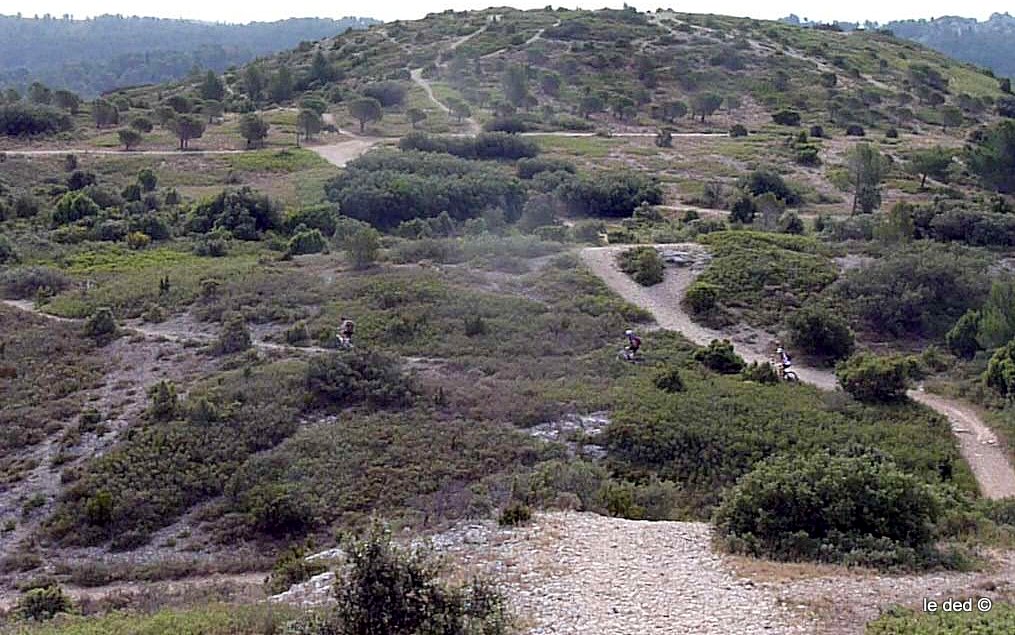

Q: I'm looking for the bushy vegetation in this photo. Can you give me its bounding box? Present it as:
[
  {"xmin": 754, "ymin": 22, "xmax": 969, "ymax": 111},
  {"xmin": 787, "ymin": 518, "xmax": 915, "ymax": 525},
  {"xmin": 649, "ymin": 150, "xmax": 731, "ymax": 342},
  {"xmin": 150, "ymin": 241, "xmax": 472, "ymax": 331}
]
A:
[
  {"xmin": 0, "ymin": 103, "xmax": 73, "ymax": 136},
  {"xmin": 836, "ymin": 353, "xmax": 912, "ymax": 403},
  {"xmin": 830, "ymin": 244, "xmax": 989, "ymax": 339},
  {"xmin": 786, "ymin": 305, "xmax": 855, "ymax": 361},
  {"xmin": 326, "ymin": 528, "xmax": 510, "ymax": 635},
  {"xmin": 693, "ymin": 232, "xmax": 837, "ymax": 327},
  {"xmin": 325, "ymin": 150, "xmax": 525, "ymax": 229},
  {"xmin": 399, "ymin": 131, "xmax": 540, "ymax": 160},
  {"xmin": 693, "ymin": 339, "xmax": 745, "ymax": 374},
  {"xmin": 617, "ymin": 246, "xmax": 664, "ymax": 286},
  {"xmin": 714, "ymin": 451, "xmax": 942, "ymax": 569},
  {"xmin": 557, "ymin": 171, "xmax": 663, "ymax": 218},
  {"xmin": 16, "ymin": 584, "xmax": 74, "ymax": 621},
  {"xmin": 186, "ymin": 187, "xmax": 281, "ymax": 240}
]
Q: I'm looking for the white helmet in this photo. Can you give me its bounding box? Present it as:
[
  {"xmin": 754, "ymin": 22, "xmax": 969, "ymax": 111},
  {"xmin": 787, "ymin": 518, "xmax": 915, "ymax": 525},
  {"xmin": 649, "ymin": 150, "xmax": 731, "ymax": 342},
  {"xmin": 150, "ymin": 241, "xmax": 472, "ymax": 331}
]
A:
[{"xmin": 625, "ymin": 329, "xmax": 634, "ymax": 336}]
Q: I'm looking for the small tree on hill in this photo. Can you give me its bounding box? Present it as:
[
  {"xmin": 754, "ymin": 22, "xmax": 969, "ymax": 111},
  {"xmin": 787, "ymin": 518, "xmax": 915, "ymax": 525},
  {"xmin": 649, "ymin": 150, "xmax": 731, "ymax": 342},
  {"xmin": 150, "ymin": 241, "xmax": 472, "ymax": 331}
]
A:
[
  {"xmin": 239, "ymin": 114, "xmax": 270, "ymax": 148},
  {"xmin": 407, "ymin": 107, "xmax": 427, "ymax": 130},
  {"xmin": 847, "ymin": 143, "xmax": 887, "ymax": 214},
  {"xmin": 93, "ymin": 99, "xmax": 119, "ymax": 128},
  {"xmin": 448, "ymin": 98, "xmax": 472, "ymax": 124},
  {"xmin": 946, "ymin": 309, "xmax": 981, "ymax": 359},
  {"xmin": 130, "ymin": 116, "xmax": 153, "ymax": 133},
  {"xmin": 167, "ymin": 115, "xmax": 205, "ymax": 150},
  {"xmin": 84, "ymin": 307, "xmax": 117, "ymax": 338},
  {"xmin": 941, "ymin": 105, "xmax": 963, "ymax": 131},
  {"xmin": 690, "ymin": 93, "xmax": 722, "ymax": 122},
  {"xmin": 269, "ymin": 66, "xmax": 295, "ymax": 103},
  {"xmin": 967, "ymin": 121, "xmax": 1015, "ymax": 194},
  {"xmin": 117, "ymin": 128, "xmax": 142, "ymax": 151},
  {"xmin": 53, "ymin": 89, "xmax": 81, "ymax": 114},
  {"xmin": 297, "ymin": 108, "xmax": 322, "ymax": 144},
  {"xmin": 216, "ymin": 312, "xmax": 252, "ymax": 354},
  {"xmin": 199, "ymin": 70, "xmax": 226, "ymax": 102},
  {"xmin": 349, "ymin": 97, "xmax": 382, "ymax": 133},
  {"xmin": 660, "ymin": 100, "xmax": 688, "ymax": 123},
  {"xmin": 344, "ymin": 226, "xmax": 381, "ymax": 269},
  {"xmin": 907, "ymin": 147, "xmax": 952, "ymax": 189}
]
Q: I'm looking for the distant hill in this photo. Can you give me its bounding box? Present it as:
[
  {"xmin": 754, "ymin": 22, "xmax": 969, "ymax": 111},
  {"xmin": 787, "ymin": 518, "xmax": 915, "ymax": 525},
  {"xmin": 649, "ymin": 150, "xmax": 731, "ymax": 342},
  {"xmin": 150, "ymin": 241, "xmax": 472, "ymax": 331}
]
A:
[
  {"xmin": 176, "ymin": 7, "xmax": 1006, "ymax": 136},
  {"xmin": 781, "ymin": 13, "xmax": 1015, "ymax": 80},
  {"xmin": 0, "ymin": 14, "xmax": 379, "ymax": 97},
  {"xmin": 884, "ymin": 14, "xmax": 1015, "ymax": 80}
]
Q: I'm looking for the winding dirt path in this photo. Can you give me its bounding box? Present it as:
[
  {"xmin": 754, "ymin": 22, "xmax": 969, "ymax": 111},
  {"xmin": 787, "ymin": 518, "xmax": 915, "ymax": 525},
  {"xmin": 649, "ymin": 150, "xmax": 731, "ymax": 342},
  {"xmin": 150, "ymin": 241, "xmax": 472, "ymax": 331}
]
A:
[{"xmin": 580, "ymin": 244, "xmax": 1015, "ymax": 499}]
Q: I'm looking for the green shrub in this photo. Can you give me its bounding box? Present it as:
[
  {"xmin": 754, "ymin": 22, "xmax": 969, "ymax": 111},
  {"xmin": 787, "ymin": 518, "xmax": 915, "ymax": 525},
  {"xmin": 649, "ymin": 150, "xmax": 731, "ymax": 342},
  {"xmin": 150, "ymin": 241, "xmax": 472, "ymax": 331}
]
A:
[
  {"xmin": 51, "ymin": 191, "xmax": 100, "ymax": 226},
  {"xmin": 517, "ymin": 156, "xmax": 577, "ymax": 179},
  {"xmin": 654, "ymin": 367, "xmax": 685, "ymax": 392},
  {"xmin": 836, "ymin": 353, "xmax": 911, "ymax": 402},
  {"xmin": 831, "ymin": 244, "xmax": 988, "ymax": 338},
  {"xmin": 946, "ymin": 309, "xmax": 981, "ymax": 359},
  {"xmin": 16, "ymin": 584, "xmax": 74, "ymax": 621},
  {"xmin": 215, "ymin": 312, "xmax": 251, "ymax": 354},
  {"xmin": 772, "ymin": 109, "xmax": 801, "ymax": 126},
  {"xmin": 786, "ymin": 305, "xmax": 855, "ymax": 360},
  {"xmin": 694, "ymin": 339, "xmax": 745, "ymax": 374},
  {"xmin": 729, "ymin": 124, "xmax": 748, "ymax": 137},
  {"xmin": 246, "ymin": 484, "xmax": 317, "ymax": 538},
  {"xmin": 265, "ymin": 543, "xmax": 328, "ymax": 594},
  {"xmin": 336, "ymin": 527, "xmax": 510, "ymax": 635},
  {"xmin": 400, "ymin": 131, "xmax": 540, "ymax": 160},
  {"xmin": 714, "ymin": 451, "xmax": 941, "ymax": 568},
  {"xmin": 186, "ymin": 187, "xmax": 281, "ymax": 240},
  {"xmin": 685, "ymin": 281, "xmax": 721, "ymax": 314},
  {"xmin": 729, "ymin": 194, "xmax": 756, "ymax": 223},
  {"xmin": 985, "ymin": 340, "xmax": 1015, "ymax": 398},
  {"xmin": 498, "ymin": 501, "xmax": 533, "ymax": 526},
  {"xmin": 288, "ymin": 227, "xmax": 328, "ymax": 255},
  {"xmin": 558, "ymin": 170, "xmax": 663, "ymax": 217},
  {"xmin": 305, "ymin": 351, "xmax": 413, "ymax": 409},
  {"xmin": 777, "ymin": 211, "xmax": 804, "ymax": 234},
  {"xmin": 285, "ymin": 322, "xmax": 311, "ymax": 346},
  {"xmin": 285, "ymin": 204, "xmax": 339, "ymax": 236},
  {"xmin": 343, "ymin": 226, "xmax": 381, "ymax": 270},
  {"xmin": 741, "ymin": 361, "xmax": 778, "ymax": 384},
  {"xmin": 325, "ymin": 150, "xmax": 525, "ymax": 229},
  {"xmin": 147, "ymin": 380, "xmax": 178, "ymax": 421},
  {"xmin": 0, "ymin": 234, "xmax": 18, "ymax": 264},
  {"xmin": 739, "ymin": 170, "xmax": 801, "ymax": 205},
  {"xmin": 617, "ymin": 246, "xmax": 664, "ymax": 286},
  {"xmin": 83, "ymin": 307, "xmax": 116, "ymax": 338}
]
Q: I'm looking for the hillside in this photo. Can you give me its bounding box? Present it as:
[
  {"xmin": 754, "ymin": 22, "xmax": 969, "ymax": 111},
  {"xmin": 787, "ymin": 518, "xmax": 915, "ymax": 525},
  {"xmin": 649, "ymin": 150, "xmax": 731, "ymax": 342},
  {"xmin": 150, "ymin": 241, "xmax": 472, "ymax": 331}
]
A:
[
  {"xmin": 3, "ymin": 6, "xmax": 1015, "ymax": 634},
  {"xmin": 198, "ymin": 6, "xmax": 1007, "ymax": 135},
  {"xmin": 886, "ymin": 13, "xmax": 1015, "ymax": 80},
  {"xmin": 0, "ymin": 14, "xmax": 378, "ymax": 97}
]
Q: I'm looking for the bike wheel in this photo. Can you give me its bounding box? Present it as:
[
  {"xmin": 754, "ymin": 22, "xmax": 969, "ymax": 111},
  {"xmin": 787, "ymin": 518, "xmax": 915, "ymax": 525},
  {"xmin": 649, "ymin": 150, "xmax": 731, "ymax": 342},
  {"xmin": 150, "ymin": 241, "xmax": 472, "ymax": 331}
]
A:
[{"xmin": 784, "ymin": 371, "xmax": 799, "ymax": 382}]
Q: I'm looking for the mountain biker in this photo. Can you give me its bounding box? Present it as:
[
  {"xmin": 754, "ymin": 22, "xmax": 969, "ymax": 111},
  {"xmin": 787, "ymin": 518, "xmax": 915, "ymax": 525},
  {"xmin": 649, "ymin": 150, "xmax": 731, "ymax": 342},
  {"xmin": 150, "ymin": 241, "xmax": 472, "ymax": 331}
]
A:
[
  {"xmin": 338, "ymin": 318, "xmax": 355, "ymax": 348},
  {"xmin": 624, "ymin": 329, "xmax": 642, "ymax": 360},
  {"xmin": 775, "ymin": 342, "xmax": 792, "ymax": 376}
]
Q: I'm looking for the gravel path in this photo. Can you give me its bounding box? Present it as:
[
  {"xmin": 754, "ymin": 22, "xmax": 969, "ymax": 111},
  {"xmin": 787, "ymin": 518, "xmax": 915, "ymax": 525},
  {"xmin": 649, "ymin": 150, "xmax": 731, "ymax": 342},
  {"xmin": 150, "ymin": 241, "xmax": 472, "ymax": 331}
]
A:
[
  {"xmin": 579, "ymin": 244, "xmax": 1015, "ymax": 498},
  {"xmin": 449, "ymin": 512, "xmax": 813, "ymax": 634}
]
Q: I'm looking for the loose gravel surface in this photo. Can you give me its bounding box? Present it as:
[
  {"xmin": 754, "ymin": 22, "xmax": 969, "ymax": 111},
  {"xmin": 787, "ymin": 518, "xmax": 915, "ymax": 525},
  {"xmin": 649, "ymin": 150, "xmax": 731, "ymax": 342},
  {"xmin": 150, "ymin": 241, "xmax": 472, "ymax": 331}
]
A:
[{"xmin": 448, "ymin": 513, "xmax": 813, "ymax": 634}]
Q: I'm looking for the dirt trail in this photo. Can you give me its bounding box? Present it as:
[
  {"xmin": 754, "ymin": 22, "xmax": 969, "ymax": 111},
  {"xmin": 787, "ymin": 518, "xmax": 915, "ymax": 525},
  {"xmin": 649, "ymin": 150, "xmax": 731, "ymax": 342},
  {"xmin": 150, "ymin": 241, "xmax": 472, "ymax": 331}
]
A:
[
  {"xmin": 0, "ymin": 299, "xmax": 334, "ymax": 356},
  {"xmin": 580, "ymin": 244, "xmax": 1015, "ymax": 499}
]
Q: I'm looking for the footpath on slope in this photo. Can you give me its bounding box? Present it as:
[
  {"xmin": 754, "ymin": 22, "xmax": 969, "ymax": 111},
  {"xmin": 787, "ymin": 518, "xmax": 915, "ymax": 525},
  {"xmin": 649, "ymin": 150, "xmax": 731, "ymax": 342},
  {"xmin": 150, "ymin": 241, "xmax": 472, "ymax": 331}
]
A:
[{"xmin": 580, "ymin": 243, "xmax": 1015, "ymax": 500}]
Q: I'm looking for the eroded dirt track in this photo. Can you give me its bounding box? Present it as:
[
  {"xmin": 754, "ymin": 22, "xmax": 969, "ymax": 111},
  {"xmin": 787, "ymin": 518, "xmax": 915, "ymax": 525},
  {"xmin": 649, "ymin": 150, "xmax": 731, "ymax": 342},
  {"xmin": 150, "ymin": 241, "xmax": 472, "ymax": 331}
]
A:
[{"xmin": 580, "ymin": 244, "xmax": 1015, "ymax": 499}]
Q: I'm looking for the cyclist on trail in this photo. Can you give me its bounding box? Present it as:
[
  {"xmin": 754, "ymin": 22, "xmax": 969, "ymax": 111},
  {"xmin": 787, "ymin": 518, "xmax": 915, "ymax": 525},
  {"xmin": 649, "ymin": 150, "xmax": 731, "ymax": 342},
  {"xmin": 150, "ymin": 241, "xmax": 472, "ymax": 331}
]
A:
[
  {"xmin": 623, "ymin": 329, "xmax": 642, "ymax": 361},
  {"xmin": 338, "ymin": 318, "xmax": 355, "ymax": 348},
  {"xmin": 775, "ymin": 342, "xmax": 792, "ymax": 377}
]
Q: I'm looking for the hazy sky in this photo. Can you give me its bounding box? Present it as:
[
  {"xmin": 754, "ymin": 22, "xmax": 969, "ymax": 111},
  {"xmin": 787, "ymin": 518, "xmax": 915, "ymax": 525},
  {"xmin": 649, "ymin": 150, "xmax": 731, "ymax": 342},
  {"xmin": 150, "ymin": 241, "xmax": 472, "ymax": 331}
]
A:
[{"xmin": 3, "ymin": 0, "xmax": 1009, "ymax": 24}]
